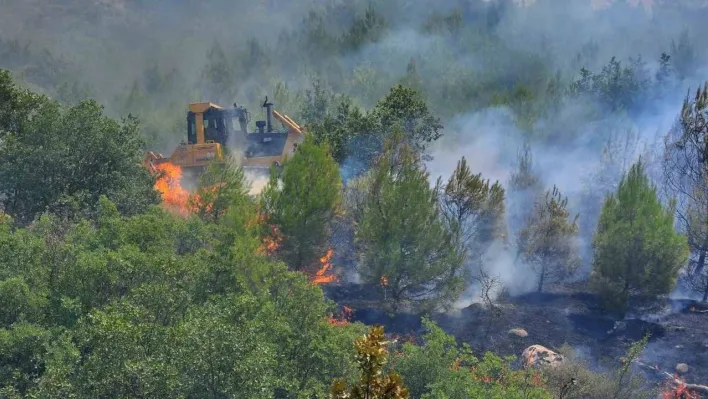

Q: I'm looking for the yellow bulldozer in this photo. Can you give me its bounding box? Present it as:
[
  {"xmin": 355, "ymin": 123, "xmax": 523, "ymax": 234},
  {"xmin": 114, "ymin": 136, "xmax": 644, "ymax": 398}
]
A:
[{"xmin": 143, "ymin": 97, "xmax": 305, "ymax": 181}]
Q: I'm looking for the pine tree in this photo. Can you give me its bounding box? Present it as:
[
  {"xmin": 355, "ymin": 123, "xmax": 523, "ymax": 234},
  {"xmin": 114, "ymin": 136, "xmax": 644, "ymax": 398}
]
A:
[
  {"xmin": 260, "ymin": 136, "xmax": 342, "ymax": 271},
  {"xmin": 508, "ymin": 142, "xmax": 543, "ymax": 259},
  {"xmin": 356, "ymin": 130, "xmax": 466, "ymax": 311},
  {"xmin": 592, "ymin": 159, "xmax": 689, "ymax": 311},
  {"xmin": 188, "ymin": 158, "xmax": 252, "ymax": 223},
  {"xmin": 437, "ymin": 156, "xmax": 506, "ymax": 260},
  {"xmin": 518, "ymin": 186, "xmax": 581, "ymax": 293}
]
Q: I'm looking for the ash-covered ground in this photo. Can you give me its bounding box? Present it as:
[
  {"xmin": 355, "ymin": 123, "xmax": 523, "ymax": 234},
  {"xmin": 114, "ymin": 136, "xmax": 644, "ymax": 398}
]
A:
[{"xmin": 322, "ymin": 281, "xmax": 708, "ymax": 389}]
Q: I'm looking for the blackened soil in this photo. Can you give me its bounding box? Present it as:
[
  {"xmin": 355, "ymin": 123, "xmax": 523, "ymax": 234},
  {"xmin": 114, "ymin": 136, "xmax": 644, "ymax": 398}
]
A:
[{"xmin": 323, "ymin": 281, "xmax": 708, "ymax": 387}]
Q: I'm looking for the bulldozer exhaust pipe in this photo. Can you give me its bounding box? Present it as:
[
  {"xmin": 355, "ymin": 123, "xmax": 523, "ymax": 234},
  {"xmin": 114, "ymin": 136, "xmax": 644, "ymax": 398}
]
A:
[{"xmin": 264, "ymin": 98, "xmax": 273, "ymax": 133}]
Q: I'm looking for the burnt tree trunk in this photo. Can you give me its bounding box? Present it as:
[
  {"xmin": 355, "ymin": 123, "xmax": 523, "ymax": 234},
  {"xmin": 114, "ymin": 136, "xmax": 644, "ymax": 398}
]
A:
[
  {"xmin": 695, "ymin": 247, "xmax": 707, "ymax": 277},
  {"xmin": 537, "ymin": 266, "xmax": 545, "ymax": 293}
]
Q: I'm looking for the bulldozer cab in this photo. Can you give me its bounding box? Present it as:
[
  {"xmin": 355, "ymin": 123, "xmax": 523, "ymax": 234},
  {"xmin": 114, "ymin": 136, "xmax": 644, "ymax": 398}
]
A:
[{"xmin": 186, "ymin": 102, "xmax": 250, "ymax": 146}]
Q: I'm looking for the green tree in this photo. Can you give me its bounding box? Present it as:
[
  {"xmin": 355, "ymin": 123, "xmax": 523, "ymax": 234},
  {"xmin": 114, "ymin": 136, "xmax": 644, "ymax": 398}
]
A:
[
  {"xmin": 0, "ymin": 323, "xmax": 51, "ymax": 396},
  {"xmin": 437, "ymin": 156, "xmax": 506, "ymax": 260},
  {"xmin": 188, "ymin": 158, "xmax": 252, "ymax": 223},
  {"xmin": 330, "ymin": 326, "xmax": 409, "ymax": 399},
  {"xmin": 340, "ymin": 5, "xmax": 388, "ymax": 52},
  {"xmin": 260, "ymin": 135, "xmax": 342, "ymax": 271},
  {"xmin": 371, "ymin": 84, "xmax": 443, "ymax": 155},
  {"xmin": 508, "ymin": 142, "xmax": 543, "ymax": 243},
  {"xmin": 518, "ymin": 186, "xmax": 581, "ymax": 293},
  {"xmin": 357, "ymin": 132, "xmax": 466, "ymax": 311},
  {"xmin": 0, "ymin": 193, "xmax": 364, "ymax": 398},
  {"xmin": 592, "ymin": 159, "xmax": 689, "ymax": 311},
  {"xmin": 0, "ymin": 70, "xmax": 159, "ymax": 225},
  {"xmin": 569, "ymin": 56, "xmax": 649, "ymax": 113},
  {"xmin": 201, "ymin": 41, "xmax": 235, "ymax": 104},
  {"xmin": 301, "ymin": 81, "xmax": 372, "ymax": 164},
  {"xmin": 670, "ymin": 30, "xmax": 697, "ymax": 80},
  {"xmin": 0, "ymin": 277, "xmax": 47, "ymax": 327}
]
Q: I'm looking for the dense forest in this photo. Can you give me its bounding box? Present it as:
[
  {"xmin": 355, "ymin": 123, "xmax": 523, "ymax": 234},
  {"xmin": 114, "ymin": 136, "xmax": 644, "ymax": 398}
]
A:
[{"xmin": 2, "ymin": 0, "xmax": 708, "ymax": 398}]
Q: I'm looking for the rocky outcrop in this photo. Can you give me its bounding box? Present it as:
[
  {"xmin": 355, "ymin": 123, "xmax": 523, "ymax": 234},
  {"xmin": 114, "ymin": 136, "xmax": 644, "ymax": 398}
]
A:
[{"xmin": 521, "ymin": 345, "xmax": 564, "ymax": 369}]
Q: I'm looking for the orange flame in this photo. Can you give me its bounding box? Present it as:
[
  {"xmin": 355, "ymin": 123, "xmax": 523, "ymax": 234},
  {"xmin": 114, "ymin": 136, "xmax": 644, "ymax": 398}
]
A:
[
  {"xmin": 154, "ymin": 162, "xmax": 190, "ymax": 214},
  {"xmin": 328, "ymin": 305, "xmax": 353, "ymax": 326},
  {"xmin": 312, "ymin": 249, "xmax": 338, "ymax": 285},
  {"xmin": 188, "ymin": 185, "xmax": 221, "ymax": 214},
  {"xmin": 260, "ymin": 225, "xmax": 282, "ymax": 255},
  {"xmin": 663, "ymin": 374, "xmax": 700, "ymax": 399},
  {"xmin": 380, "ymin": 275, "xmax": 389, "ymax": 287}
]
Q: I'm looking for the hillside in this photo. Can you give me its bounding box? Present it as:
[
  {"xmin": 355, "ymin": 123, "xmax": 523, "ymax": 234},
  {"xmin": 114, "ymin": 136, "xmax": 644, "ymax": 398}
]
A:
[{"xmin": 1, "ymin": 0, "xmax": 708, "ymax": 398}]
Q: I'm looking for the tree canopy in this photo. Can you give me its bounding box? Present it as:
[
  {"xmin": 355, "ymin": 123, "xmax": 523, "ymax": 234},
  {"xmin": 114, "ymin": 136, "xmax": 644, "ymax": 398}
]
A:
[
  {"xmin": 592, "ymin": 159, "xmax": 689, "ymax": 312},
  {"xmin": 0, "ymin": 70, "xmax": 159, "ymax": 225},
  {"xmin": 356, "ymin": 131, "xmax": 466, "ymax": 312}
]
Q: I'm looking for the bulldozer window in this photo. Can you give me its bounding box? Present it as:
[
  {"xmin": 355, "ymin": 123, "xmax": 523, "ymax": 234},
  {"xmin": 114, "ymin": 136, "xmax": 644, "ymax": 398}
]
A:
[
  {"xmin": 229, "ymin": 117, "xmax": 240, "ymax": 132},
  {"xmin": 187, "ymin": 114, "xmax": 196, "ymax": 144},
  {"xmin": 203, "ymin": 115, "xmax": 227, "ymax": 145}
]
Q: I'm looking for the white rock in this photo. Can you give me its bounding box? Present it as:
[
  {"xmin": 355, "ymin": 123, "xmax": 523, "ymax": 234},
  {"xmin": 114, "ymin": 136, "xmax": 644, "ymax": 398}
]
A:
[
  {"xmin": 509, "ymin": 328, "xmax": 528, "ymax": 338},
  {"xmin": 676, "ymin": 363, "xmax": 689, "ymax": 374}
]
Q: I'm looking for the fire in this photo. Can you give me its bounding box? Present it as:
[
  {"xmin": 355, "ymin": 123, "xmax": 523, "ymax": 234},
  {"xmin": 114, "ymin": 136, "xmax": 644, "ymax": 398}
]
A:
[
  {"xmin": 188, "ymin": 185, "xmax": 221, "ymax": 214},
  {"xmin": 312, "ymin": 249, "xmax": 339, "ymax": 285},
  {"xmin": 154, "ymin": 162, "xmax": 190, "ymax": 213},
  {"xmin": 663, "ymin": 374, "xmax": 700, "ymax": 399},
  {"xmin": 380, "ymin": 275, "xmax": 389, "ymax": 287},
  {"xmin": 260, "ymin": 225, "xmax": 282, "ymax": 255},
  {"xmin": 328, "ymin": 305, "xmax": 353, "ymax": 326}
]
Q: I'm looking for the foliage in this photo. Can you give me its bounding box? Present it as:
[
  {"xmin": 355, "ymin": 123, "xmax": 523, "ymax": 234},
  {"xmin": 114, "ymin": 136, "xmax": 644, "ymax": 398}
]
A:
[
  {"xmin": 356, "ymin": 131, "xmax": 466, "ymax": 312},
  {"xmin": 201, "ymin": 40, "xmax": 236, "ymax": 105},
  {"xmin": 370, "ymin": 84, "xmax": 443, "ymax": 156},
  {"xmin": 302, "ymin": 81, "xmax": 372, "ymax": 164},
  {"xmin": 0, "ymin": 70, "xmax": 159, "ymax": 225},
  {"xmin": 330, "ymin": 325, "xmax": 409, "ymax": 399},
  {"xmin": 391, "ymin": 318, "xmax": 551, "ymax": 399},
  {"xmin": 543, "ymin": 341, "xmax": 653, "ymax": 399},
  {"xmin": 670, "ymin": 30, "xmax": 698, "ymax": 81},
  {"xmin": 569, "ymin": 56, "xmax": 652, "ymax": 113},
  {"xmin": 437, "ymin": 156, "xmax": 506, "ymax": 260},
  {"xmin": 509, "ymin": 142, "xmax": 542, "ymax": 194},
  {"xmin": 1, "ymin": 5, "xmax": 706, "ymax": 398},
  {"xmin": 340, "ymin": 5, "xmax": 388, "ymax": 52},
  {"xmin": 0, "ymin": 190, "xmax": 367, "ymax": 398},
  {"xmin": 508, "ymin": 142, "xmax": 544, "ymax": 245},
  {"xmin": 518, "ymin": 186, "xmax": 582, "ymax": 293},
  {"xmin": 592, "ymin": 159, "xmax": 689, "ymax": 312},
  {"xmin": 187, "ymin": 158, "xmax": 252, "ymax": 223},
  {"xmin": 260, "ymin": 135, "xmax": 343, "ymax": 271},
  {"xmin": 664, "ymin": 82, "xmax": 708, "ymax": 301}
]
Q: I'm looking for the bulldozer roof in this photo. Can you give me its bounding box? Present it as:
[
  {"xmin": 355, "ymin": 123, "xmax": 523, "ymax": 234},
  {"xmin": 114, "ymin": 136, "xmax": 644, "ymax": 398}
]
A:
[{"xmin": 188, "ymin": 102, "xmax": 224, "ymax": 113}]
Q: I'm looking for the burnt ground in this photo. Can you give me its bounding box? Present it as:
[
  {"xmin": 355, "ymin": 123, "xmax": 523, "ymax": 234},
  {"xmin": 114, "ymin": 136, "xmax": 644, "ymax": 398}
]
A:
[{"xmin": 322, "ymin": 281, "xmax": 708, "ymax": 389}]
